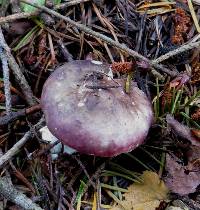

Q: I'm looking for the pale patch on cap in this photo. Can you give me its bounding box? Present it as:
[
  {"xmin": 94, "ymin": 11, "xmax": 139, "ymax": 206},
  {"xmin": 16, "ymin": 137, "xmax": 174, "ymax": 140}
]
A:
[{"xmin": 91, "ymin": 60, "xmax": 103, "ymax": 65}]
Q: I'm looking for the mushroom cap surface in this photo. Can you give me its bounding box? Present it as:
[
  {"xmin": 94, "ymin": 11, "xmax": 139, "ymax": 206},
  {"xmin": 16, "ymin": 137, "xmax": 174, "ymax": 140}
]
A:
[{"xmin": 41, "ymin": 60, "xmax": 153, "ymax": 157}]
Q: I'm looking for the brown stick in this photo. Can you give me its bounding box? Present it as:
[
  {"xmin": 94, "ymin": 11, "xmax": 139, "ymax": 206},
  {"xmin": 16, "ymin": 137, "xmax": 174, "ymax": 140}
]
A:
[
  {"xmin": 0, "ymin": 31, "xmax": 12, "ymax": 116},
  {"xmin": 0, "ymin": 117, "xmax": 44, "ymax": 168},
  {"xmin": 0, "ymin": 25, "xmax": 36, "ymax": 105},
  {"xmin": 20, "ymin": 0, "xmax": 178, "ymax": 77},
  {"xmin": 0, "ymin": 104, "xmax": 41, "ymax": 126},
  {"xmin": 0, "ymin": 131, "xmax": 32, "ymax": 167},
  {"xmin": 55, "ymin": 0, "xmax": 90, "ymax": 10},
  {"xmin": 0, "ymin": 176, "xmax": 43, "ymax": 210},
  {"xmin": 166, "ymin": 114, "xmax": 200, "ymax": 147},
  {"xmin": 0, "ymin": 11, "xmax": 39, "ymax": 24},
  {"xmin": 152, "ymin": 40, "xmax": 200, "ymax": 64}
]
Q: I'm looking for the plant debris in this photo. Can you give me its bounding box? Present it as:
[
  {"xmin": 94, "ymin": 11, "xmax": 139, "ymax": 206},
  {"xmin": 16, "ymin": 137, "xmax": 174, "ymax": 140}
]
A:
[
  {"xmin": 164, "ymin": 154, "xmax": 200, "ymax": 196},
  {"xmin": 110, "ymin": 171, "xmax": 169, "ymax": 210}
]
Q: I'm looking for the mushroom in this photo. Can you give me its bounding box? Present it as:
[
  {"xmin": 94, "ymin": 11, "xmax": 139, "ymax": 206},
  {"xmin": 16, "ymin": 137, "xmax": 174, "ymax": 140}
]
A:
[{"xmin": 41, "ymin": 60, "xmax": 153, "ymax": 157}]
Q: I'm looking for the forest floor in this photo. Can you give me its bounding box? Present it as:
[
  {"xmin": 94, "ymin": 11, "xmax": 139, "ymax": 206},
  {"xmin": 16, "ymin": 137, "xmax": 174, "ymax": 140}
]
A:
[{"xmin": 0, "ymin": 0, "xmax": 200, "ymax": 210}]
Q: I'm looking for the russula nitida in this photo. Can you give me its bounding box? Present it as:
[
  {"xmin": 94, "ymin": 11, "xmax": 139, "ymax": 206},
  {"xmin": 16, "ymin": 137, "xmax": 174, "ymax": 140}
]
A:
[{"xmin": 41, "ymin": 60, "xmax": 153, "ymax": 157}]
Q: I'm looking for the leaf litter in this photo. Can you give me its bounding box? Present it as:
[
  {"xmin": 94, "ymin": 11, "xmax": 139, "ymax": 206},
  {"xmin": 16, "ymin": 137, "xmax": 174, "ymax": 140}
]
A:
[{"xmin": 1, "ymin": 0, "xmax": 200, "ymax": 209}]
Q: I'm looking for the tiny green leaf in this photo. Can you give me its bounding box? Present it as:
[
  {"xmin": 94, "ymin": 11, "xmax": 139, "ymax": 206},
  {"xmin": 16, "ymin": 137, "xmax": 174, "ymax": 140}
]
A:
[
  {"xmin": 20, "ymin": 0, "xmax": 45, "ymax": 13},
  {"xmin": 54, "ymin": 0, "xmax": 61, "ymax": 5}
]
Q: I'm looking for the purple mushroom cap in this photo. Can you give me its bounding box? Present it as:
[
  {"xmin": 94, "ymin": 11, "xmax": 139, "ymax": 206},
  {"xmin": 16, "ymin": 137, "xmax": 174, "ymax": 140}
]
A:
[{"xmin": 41, "ymin": 60, "xmax": 153, "ymax": 157}]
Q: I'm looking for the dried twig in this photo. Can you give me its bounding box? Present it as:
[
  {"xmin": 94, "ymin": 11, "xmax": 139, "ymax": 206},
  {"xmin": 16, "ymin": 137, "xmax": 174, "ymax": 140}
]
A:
[
  {"xmin": 57, "ymin": 39, "xmax": 74, "ymax": 62},
  {"xmin": 0, "ymin": 131, "xmax": 32, "ymax": 168},
  {"xmin": 55, "ymin": 0, "xmax": 90, "ymax": 10},
  {"xmin": 74, "ymin": 156, "xmax": 96, "ymax": 189},
  {"xmin": 34, "ymin": 140, "xmax": 60, "ymax": 157},
  {"xmin": 10, "ymin": 161, "xmax": 36, "ymax": 193},
  {"xmin": 0, "ymin": 104, "xmax": 41, "ymax": 126},
  {"xmin": 0, "ymin": 11, "xmax": 39, "ymax": 24},
  {"xmin": 166, "ymin": 114, "xmax": 200, "ymax": 147},
  {"xmin": 20, "ymin": 0, "xmax": 178, "ymax": 77},
  {"xmin": 0, "ymin": 117, "xmax": 44, "ymax": 168},
  {"xmin": 0, "ymin": 27, "xmax": 36, "ymax": 105},
  {"xmin": 173, "ymin": 195, "xmax": 200, "ymax": 210},
  {"xmin": 0, "ymin": 176, "xmax": 43, "ymax": 210},
  {"xmin": 0, "ymin": 34, "xmax": 12, "ymax": 116},
  {"xmin": 152, "ymin": 40, "xmax": 200, "ymax": 64},
  {"xmin": 82, "ymin": 162, "xmax": 106, "ymax": 195},
  {"xmin": 20, "ymin": 1, "xmax": 147, "ymax": 61}
]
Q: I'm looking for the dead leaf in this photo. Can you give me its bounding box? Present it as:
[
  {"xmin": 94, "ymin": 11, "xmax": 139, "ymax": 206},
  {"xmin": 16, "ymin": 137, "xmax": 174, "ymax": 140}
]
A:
[
  {"xmin": 164, "ymin": 154, "xmax": 200, "ymax": 195},
  {"xmin": 169, "ymin": 73, "xmax": 190, "ymax": 89},
  {"xmin": 186, "ymin": 145, "xmax": 200, "ymax": 162},
  {"xmin": 137, "ymin": 2, "xmax": 175, "ymax": 16},
  {"xmin": 185, "ymin": 145, "xmax": 200, "ymax": 173},
  {"xmin": 191, "ymin": 129, "xmax": 200, "ymax": 140},
  {"xmin": 110, "ymin": 171, "xmax": 168, "ymax": 210},
  {"xmin": 166, "ymin": 114, "xmax": 200, "ymax": 147}
]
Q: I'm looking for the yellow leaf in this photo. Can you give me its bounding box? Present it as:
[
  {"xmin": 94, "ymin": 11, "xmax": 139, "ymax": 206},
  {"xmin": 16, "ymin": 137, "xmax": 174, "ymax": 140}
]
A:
[
  {"xmin": 138, "ymin": 1, "xmax": 175, "ymax": 9},
  {"xmin": 110, "ymin": 171, "xmax": 169, "ymax": 210}
]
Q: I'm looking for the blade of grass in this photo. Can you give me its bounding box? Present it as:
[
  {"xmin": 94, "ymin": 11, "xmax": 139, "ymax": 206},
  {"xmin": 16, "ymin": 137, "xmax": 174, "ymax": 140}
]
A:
[
  {"xmin": 101, "ymin": 170, "xmax": 140, "ymax": 183},
  {"xmin": 143, "ymin": 145, "xmax": 171, "ymax": 152},
  {"xmin": 125, "ymin": 153, "xmax": 154, "ymax": 171},
  {"xmin": 13, "ymin": 25, "xmax": 39, "ymax": 51},
  {"xmin": 75, "ymin": 180, "xmax": 87, "ymax": 209},
  {"xmin": 125, "ymin": 72, "xmax": 132, "ymax": 93},
  {"xmin": 100, "ymin": 183, "xmax": 128, "ymax": 193},
  {"xmin": 81, "ymin": 201, "xmax": 112, "ymax": 209},
  {"xmin": 105, "ymin": 190, "xmax": 127, "ymax": 210},
  {"xmin": 92, "ymin": 192, "xmax": 97, "ymax": 210},
  {"xmin": 184, "ymin": 97, "xmax": 190, "ymax": 126},
  {"xmin": 158, "ymin": 146, "xmax": 166, "ymax": 177},
  {"xmin": 184, "ymin": 89, "xmax": 200, "ymax": 107},
  {"xmin": 139, "ymin": 147, "xmax": 164, "ymax": 167},
  {"xmin": 113, "ymin": 176, "xmax": 122, "ymax": 200},
  {"xmin": 176, "ymin": 88, "xmax": 183, "ymax": 114},
  {"xmin": 156, "ymin": 77, "xmax": 160, "ymax": 118},
  {"xmin": 180, "ymin": 112, "xmax": 200, "ymax": 129},
  {"xmin": 109, "ymin": 162, "xmax": 143, "ymax": 181},
  {"xmin": 187, "ymin": 0, "xmax": 200, "ymax": 33}
]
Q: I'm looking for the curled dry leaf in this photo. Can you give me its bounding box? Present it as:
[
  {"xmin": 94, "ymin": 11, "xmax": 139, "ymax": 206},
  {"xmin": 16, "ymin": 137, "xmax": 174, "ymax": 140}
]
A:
[
  {"xmin": 166, "ymin": 114, "xmax": 200, "ymax": 147},
  {"xmin": 164, "ymin": 154, "xmax": 200, "ymax": 195},
  {"xmin": 169, "ymin": 73, "xmax": 190, "ymax": 89},
  {"xmin": 186, "ymin": 145, "xmax": 200, "ymax": 173},
  {"xmin": 111, "ymin": 171, "xmax": 169, "ymax": 210}
]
